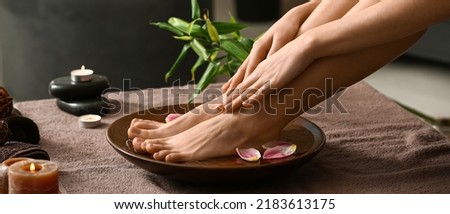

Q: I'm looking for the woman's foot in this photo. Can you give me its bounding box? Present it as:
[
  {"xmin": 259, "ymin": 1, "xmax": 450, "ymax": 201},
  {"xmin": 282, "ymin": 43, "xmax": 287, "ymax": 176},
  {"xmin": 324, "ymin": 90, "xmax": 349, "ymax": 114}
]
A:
[
  {"xmin": 132, "ymin": 106, "xmax": 286, "ymax": 162},
  {"xmin": 127, "ymin": 100, "xmax": 223, "ymax": 140}
]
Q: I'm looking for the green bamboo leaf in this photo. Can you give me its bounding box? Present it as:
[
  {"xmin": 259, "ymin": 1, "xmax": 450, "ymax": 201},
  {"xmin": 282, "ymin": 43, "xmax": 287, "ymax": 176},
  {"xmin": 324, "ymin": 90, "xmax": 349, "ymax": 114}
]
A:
[
  {"xmin": 150, "ymin": 22, "xmax": 184, "ymax": 36},
  {"xmin": 188, "ymin": 19, "xmax": 208, "ymax": 38},
  {"xmin": 191, "ymin": 62, "xmax": 220, "ymax": 101},
  {"xmin": 190, "ymin": 39, "xmax": 209, "ymax": 61},
  {"xmin": 204, "ymin": 15, "xmax": 220, "ymax": 43},
  {"xmin": 209, "ymin": 50, "xmax": 219, "ymax": 61},
  {"xmin": 228, "ymin": 61, "xmax": 241, "ymax": 74},
  {"xmin": 238, "ymin": 37, "xmax": 254, "ymax": 52},
  {"xmin": 165, "ymin": 44, "xmax": 191, "ymax": 82},
  {"xmin": 220, "ymin": 39, "xmax": 249, "ymax": 62},
  {"xmin": 190, "ymin": 56, "xmax": 206, "ymax": 80},
  {"xmin": 197, "ymin": 62, "xmax": 219, "ymax": 91},
  {"xmin": 229, "ymin": 11, "xmax": 237, "ymax": 23},
  {"xmin": 218, "ymin": 64, "xmax": 230, "ymax": 75},
  {"xmin": 226, "ymin": 55, "xmax": 234, "ymax": 76},
  {"xmin": 191, "ymin": 0, "xmax": 201, "ymax": 19},
  {"xmin": 173, "ymin": 35, "xmax": 193, "ymax": 41},
  {"xmin": 212, "ymin": 22, "xmax": 247, "ymax": 35},
  {"xmin": 226, "ymin": 56, "xmax": 241, "ymax": 76},
  {"xmin": 168, "ymin": 17, "xmax": 190, "ymax": 34}
]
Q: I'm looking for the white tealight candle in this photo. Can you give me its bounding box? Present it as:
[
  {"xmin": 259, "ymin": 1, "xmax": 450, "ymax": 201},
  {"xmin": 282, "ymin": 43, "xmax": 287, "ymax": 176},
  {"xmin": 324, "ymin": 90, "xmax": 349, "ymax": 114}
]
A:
[
  {"xmin": 71, "ymin": 65, "xmax": 94, "ymax": 82},
  {"xmin": 78, "ymin": 114, "xmax": 102, "ymax": 128}
]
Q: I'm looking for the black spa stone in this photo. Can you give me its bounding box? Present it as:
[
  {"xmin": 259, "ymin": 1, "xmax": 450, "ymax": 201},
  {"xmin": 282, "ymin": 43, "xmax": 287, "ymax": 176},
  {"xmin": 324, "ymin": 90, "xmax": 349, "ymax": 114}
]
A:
[
  {"xmin": 56, "ymin": 97, "xmax": 110, "ymax": 116},
  {"xmin": 48, "ymin": 75, "xmax": 110, "ymax": 100}
]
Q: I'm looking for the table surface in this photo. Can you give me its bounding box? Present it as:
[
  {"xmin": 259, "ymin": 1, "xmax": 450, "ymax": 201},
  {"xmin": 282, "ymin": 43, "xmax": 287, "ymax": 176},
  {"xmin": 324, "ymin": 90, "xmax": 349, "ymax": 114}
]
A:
[{"xmin": 14, "ymin": 81, "xmax": 450, "ymax": 193}]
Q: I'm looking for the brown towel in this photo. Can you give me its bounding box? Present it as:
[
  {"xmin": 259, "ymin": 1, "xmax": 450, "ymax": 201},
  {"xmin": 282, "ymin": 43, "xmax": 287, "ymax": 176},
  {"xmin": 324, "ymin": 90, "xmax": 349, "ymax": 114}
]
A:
[
  {"xmin": 0, "ymin": 141, "xmax": 50, "ymax": 163},
  {"xmin": 3, "ymin": 116, "xmax": 40, "ymax": 145},
  {"xmin": 0, "ymin": 113, "xmax": 46, "ymax": 162},
  {"xmin": 12, "ymin": 82, "xmax": 450, "ymax": 193}
]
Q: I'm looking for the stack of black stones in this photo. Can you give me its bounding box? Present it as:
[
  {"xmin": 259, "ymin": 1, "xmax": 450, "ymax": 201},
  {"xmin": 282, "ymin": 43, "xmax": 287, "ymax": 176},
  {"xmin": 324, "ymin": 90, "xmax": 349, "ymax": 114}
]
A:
[{"xmin": 48, "ymin": 67, "xmax": 110, "ymax": 116}]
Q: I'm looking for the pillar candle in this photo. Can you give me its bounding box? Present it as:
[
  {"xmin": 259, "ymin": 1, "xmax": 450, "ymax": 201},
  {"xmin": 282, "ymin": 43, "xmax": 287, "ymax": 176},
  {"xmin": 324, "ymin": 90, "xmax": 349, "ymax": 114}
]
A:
[
  {"xmin": 0, "ymin": 157, "xmax": 33, "ymax": 194},
  {"xmin": 8, "ymin": 159, "xmax": 59, "ymax": 194}
]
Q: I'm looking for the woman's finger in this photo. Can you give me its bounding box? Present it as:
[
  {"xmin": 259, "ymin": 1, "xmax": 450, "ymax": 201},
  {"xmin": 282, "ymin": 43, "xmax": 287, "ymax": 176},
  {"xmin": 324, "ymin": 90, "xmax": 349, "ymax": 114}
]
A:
[
  {"xmin": 244, "ymin": 43, "xmax": 271, "ymax": 79},
  {"xmin": 222, "ymin": 57, "xmax": 249, "ymax": 92},
  {"xmin": 225, "ymin": 79, "xmax": 266, "ymax": 112}
]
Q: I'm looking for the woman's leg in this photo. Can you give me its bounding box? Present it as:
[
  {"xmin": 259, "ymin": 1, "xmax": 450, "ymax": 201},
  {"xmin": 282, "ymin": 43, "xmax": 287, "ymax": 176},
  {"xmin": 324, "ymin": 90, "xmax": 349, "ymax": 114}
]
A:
[
  {"xmin": 134, "ymin": 30, "xmax": 425, "ymax": 162},
  {"xmin": 128, "ymin": 0, "xmax": 374, "ymax": 140}
]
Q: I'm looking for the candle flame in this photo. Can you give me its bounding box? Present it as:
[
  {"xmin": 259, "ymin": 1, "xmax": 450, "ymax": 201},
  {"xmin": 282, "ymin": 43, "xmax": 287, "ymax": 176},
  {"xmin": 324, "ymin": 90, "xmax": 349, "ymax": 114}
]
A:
[
  {"xmin": 81, "ymin": 65, "xmax": 85, "ymax": 70},
  {"xmin": 30, "ymin": 163, "xmax": 36, "ymax": 173}
]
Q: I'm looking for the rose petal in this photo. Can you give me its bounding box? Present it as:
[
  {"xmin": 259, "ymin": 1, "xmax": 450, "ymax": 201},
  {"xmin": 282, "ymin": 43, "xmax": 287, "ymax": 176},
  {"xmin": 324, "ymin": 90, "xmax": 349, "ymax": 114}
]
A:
[
  {"xmin": 236, "ymin": 148, "xmax": 261, "ymax": 162},
  {"xmin": 165, "ymin": 113, "xmax": 182, "ymax": 123},
  {"xmin": 263, "ymin": 143, "xmax": 297, "ymax": 160}
]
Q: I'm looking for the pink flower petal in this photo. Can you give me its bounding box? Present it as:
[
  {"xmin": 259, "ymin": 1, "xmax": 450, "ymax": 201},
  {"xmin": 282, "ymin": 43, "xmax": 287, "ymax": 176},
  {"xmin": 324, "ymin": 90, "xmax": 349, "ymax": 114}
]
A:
[
  {"xmin": 236, "ymin": 148, "xmax": 261, "ymax": 162},
  {"xmin": 263, "ymin": 143, "xmax": 297, "ymax": 160},
  {"xmin": 165, "ymin": 113, "xmax": 182, "ymax": 123}
]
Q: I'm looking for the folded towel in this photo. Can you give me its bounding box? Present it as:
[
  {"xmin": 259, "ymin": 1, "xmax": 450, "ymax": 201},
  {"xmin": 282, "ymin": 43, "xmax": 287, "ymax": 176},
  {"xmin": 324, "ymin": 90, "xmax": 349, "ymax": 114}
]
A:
[
  {"xmin": 3, "ymin": 116, "xmax": 40, "ymax": 145},
  {"xmin": 0, "ymin": 141, "xmax": 50, "ymax": 163},
  {"xmin": 0, "ymin": 110, "xmax": 46, "ymax": 162}
]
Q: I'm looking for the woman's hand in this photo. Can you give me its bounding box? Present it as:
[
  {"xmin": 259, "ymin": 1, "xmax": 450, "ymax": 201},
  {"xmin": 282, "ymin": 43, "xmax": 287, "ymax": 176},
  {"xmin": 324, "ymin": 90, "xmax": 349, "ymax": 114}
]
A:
[
  {"xmin": 221, "ymin": 34, "xmax": 315, "ymax": 111},
  {"xmin": 221, "ymin": 1, "xmax": 320, "ymax": 93}
]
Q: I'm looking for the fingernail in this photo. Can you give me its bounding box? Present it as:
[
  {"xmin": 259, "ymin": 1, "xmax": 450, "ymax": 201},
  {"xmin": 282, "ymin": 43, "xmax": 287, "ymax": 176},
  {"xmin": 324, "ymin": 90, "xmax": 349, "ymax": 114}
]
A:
[
  {"xmin": 221, "ymin": 83, "xmax": 228, "ymax": 90},
  {"xmin": 224, "ymin": 103, "xmax": 232, "ymax": 111}
]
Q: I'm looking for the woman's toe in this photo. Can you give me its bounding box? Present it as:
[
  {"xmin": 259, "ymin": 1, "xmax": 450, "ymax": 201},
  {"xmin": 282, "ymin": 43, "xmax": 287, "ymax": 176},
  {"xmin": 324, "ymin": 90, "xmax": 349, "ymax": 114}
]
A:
[
  {"xmin": 145, "ymin": 142, "xmax": 169, "ymax": 154},
  {"xmin": 165, "ymin": 152, "xmax": 190, "ymax": 163},
  {"xmin": 134, "ymin": 120, "xmax": 163, "ymax": 129},
  {"xmin": 132, "ymin": 138, "xmax": 145, "ymax": 153},
  {"xmin": 153, "ymin": 150, "xmax": 172, "ymax": 161}
]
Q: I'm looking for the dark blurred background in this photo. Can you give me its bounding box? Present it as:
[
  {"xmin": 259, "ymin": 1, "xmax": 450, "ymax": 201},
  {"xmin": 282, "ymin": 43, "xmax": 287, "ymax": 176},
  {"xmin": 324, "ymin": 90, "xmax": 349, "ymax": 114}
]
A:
[
  {"xmin": 0, "ymin": 0, "xmax": 211, "ymax": 101},
  {"xmin": 1, "ymin": 0, "xmax": 450, "ymax": 102}
]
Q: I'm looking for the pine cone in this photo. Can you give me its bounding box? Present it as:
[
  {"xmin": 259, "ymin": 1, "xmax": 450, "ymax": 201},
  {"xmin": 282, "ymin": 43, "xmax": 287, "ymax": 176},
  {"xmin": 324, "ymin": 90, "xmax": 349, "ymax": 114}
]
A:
[{"xmin": 0, "ymin": 86, "xmax": 14, "ymax": 119}]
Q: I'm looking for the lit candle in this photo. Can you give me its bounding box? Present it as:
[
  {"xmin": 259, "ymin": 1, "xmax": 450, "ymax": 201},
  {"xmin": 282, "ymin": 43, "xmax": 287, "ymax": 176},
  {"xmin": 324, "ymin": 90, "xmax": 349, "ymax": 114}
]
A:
[
  {"xmin": 8, "ymin": 160, "xmax": 59, "ymax": 194},
  {"xmin": 78, "ymin": 114, "xmax": 102, "ymax": 128},
  {"xmin": 70, "ymin": 65, "xmax": 94, "ymax": 82},
  {"xmin": 0, "ymin": 157, "xmax": 33, "ymax": 194}
]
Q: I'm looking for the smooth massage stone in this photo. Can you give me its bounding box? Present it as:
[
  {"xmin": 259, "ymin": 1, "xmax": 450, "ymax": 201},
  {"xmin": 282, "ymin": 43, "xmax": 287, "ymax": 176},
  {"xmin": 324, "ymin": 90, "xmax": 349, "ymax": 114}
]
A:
[
  {"xmin": 48, "ymin": 75, "xmax": 110, "ymax": 100},
  {"xmin": 56, "ymin": 97, "xmax": 110, "ymax": 116}
]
